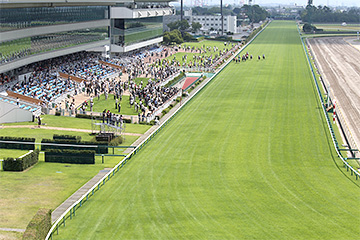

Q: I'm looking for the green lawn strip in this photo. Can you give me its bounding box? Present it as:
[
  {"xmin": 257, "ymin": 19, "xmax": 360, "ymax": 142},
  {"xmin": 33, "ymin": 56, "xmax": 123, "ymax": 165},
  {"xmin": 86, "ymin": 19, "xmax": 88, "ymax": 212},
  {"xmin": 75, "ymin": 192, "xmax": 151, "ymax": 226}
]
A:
[
  {"xmin": 2, "ymin": 115, "xmax": 151, "ymax": 134},
  {"xmin": 0, "ymin": 128, "xmax": 94, "ymax": 142},
  {"xmin": 0, "ymin": 149, "xmax": 29, "ymax": 159},
  {"xmin": 52, "ymin": 21, "xmax": 360, "ymax": 239}
]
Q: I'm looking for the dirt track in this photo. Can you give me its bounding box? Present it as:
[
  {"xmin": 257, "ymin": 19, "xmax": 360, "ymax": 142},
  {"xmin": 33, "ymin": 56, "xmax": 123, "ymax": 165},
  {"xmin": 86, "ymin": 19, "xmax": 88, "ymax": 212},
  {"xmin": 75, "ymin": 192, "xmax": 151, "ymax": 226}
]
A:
[{"xmin": 308, "ymin": 37, "xmax": 360, "ymax": 153}]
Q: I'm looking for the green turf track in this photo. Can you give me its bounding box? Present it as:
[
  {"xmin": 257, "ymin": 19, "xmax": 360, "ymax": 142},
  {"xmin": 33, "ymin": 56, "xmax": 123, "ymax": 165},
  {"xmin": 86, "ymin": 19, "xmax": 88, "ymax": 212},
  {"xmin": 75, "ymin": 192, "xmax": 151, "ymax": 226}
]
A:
[{"xmin": 53, "ymin": 21, "xmax": 360, "ymax": 239}]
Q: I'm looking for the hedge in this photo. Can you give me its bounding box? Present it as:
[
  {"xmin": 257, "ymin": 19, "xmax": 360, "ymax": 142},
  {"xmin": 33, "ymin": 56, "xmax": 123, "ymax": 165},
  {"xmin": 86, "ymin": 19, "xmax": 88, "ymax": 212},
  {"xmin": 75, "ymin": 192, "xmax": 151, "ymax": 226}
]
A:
[
  {"xmin": 41, "ymin": 139, "xmax": 108, "ymax": 154},
  {"xmin": 75, "ymin": 113, "xmax": 101, "ymax": 120},
  {"xmin": 165, "ymin": 71, "xmax": 186, "ymax": 87},
  {"xmin": 53, "ymin": 134, "xmax": 81, "ymax": 142},
  {"xmin": 3, "ymin": 150, "xmax": 39, "ymax": 171},
  {"xmin": 45, "ymin": 149, "xmax": 95, "ymax": 164},
  {"xmin": 0, "ymin": 136, "xmax": 35, "ymax": 150},
  {"xmin": 22, "ymin": 208, "xmax": 51, "ymax": 240}
]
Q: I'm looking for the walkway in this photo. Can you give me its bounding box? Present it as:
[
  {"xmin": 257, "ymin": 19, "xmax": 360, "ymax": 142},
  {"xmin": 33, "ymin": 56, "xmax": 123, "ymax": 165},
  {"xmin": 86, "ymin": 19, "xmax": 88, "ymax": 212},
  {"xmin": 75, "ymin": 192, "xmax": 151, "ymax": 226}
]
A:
[
  {"xmin": 0, "ymin": 125, "xmax": 142, "ymax": 136},
  {"xmin": 51, "ymin": 168, "xmax": 112, "ymax": 223},
  {"xmin": 0, "ymin": 227, "xmax": 25, "ymax": 233}
]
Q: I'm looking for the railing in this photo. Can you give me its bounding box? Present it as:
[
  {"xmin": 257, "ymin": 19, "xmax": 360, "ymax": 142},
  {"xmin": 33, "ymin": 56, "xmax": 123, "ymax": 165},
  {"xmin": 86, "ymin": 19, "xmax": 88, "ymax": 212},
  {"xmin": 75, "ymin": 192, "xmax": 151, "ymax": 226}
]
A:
[
  {"xmin": 298, "ymin": 25, "xmax": 360, "ymax": 180},
  {"xmin": 45, "ymin": 20, "xmax": 272, "ymax": 240}
]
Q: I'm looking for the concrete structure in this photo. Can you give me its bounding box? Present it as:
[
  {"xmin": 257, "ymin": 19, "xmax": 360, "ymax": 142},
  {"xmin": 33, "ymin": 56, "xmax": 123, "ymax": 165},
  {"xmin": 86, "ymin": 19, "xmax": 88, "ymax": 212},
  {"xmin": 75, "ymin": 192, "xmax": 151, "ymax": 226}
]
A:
[
  {"xmin": 191, "ymin": 15, "xmax": 237, "ymax": 34},
  {"xmin": 0, "ymin": 0, "xmax": 175, "ymax": 74},
  {"xmin": 0, "ymin": 94, "xmax": 40, "ymax": 124}
]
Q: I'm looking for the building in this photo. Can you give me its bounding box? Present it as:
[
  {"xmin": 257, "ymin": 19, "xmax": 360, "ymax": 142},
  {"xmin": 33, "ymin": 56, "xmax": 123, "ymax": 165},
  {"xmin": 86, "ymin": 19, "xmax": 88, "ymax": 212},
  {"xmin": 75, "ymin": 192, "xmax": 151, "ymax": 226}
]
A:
[
  {"xmin": 0, "ymin": 0, "xmax": 174, "ymax": 74},
  {"xmin": 191, "ymin": 15, "xmax": 237, "ymax": 34}
]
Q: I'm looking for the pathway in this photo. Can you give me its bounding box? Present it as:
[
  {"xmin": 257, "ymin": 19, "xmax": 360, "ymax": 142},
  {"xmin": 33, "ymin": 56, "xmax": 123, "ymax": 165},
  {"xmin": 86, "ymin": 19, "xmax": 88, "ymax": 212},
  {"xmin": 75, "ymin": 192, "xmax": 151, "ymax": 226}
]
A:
[
  {"xmin": 0, "ymin": 125, "xmax": 142, "ymax": 136},
  {"xmin": 0, "ymin": 227, "xmax": 25, "ymax": 233},
  {"xmin": 51, "ymin": 168, "xmax": 112, "ymax": 223}
]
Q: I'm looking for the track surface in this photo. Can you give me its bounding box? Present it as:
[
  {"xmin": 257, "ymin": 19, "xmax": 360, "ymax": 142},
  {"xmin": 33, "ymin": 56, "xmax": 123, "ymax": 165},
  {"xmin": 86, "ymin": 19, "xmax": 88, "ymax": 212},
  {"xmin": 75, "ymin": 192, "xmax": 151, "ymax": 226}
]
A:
[
  {"xmin": 53, "ymin": 22, "xmax": 360, "ymax": 239},
  {"xmin": 309, "ymin": 37, "xmax": 360, "ymax": 152}
]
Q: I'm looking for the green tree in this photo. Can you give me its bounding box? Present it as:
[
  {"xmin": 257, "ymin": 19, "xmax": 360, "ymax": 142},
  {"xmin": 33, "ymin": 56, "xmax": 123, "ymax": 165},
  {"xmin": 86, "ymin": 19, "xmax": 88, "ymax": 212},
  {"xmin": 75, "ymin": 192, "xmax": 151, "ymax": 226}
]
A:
[
  {"xmin": 191, "ymin": 22, "xmax": 202, "ymax": 33},
  {"xmin": 167, "ymin": 21, "xmax": 180, "ymax": 31},
  {"xmin": 179, "ymin": 20, "xmax": 190, "ymax": 31}
]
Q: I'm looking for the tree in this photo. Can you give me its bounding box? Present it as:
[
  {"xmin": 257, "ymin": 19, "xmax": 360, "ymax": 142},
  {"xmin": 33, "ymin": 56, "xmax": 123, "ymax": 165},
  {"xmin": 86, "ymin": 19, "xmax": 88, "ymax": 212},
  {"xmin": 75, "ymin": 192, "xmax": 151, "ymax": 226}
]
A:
[
  {"xmin": 167, "ymin": 21, "xmax": 180, "ymax": 31},
  {"xmin": 179, "ymin": 20, "xmax": 190, "ymax": 31},
  {"xmin": 162, "ymin": 30, "xmax": 184, "ymax": 45},
  {"xmin": 167, "ymin": 20, "xmax": 190, "ymax": 32},
  {"xmin": 303, "ymin": 23, "xmax": 316, "ymax": 32},
  {"xmin": 191, "ymin": 22, "xmax": 202, "ymax": 33},
  {"xmin": 183, "ymin": 32, "xmax": 195, "ymax": 41}
]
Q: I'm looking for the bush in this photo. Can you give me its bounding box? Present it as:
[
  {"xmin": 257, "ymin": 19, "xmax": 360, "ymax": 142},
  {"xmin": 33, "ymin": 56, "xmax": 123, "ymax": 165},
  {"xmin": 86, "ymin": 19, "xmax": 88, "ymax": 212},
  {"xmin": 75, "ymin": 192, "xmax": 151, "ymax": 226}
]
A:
[
  {"xmin": 303, "ymin": 23, "xmax": 316, "ymax": 32},
  {"xmin": 0, "ymin": 136, "xmax": 35, "ymax": 150},
  {"xmin": 53, "ymin": 134, "xmax": 81, "ymax": 142},
  {"xmin": 75, "ymin": 113, "xmax": 101, "ymax": 120},
  {"xmin": 165, "ymin": 71, "xmax": 186, "ymax": 87},
  {"xmin": 3, "ymin": 150, "xmax": 39, "ymax": 171},
  {"xmin": 123, "ymin": 118, "xmax": 131, "ymax": 124},
  {"xmin": 45, "ymin": 149, "xmax": 95, "ymax": 164},
  {"xmin": 108, "ymin": 136, "xmax": 123, "ymax": 146},
  {"xmin": 41, "ymin": 139, "xmax": 108, "ymax": 154},
  {"xmin": 22, "ymin": 208, "xmax": 51, "ymax": 240},
  {"xmin": 162, "ymin": 108, "xmax": 170, "ymax": 115}
]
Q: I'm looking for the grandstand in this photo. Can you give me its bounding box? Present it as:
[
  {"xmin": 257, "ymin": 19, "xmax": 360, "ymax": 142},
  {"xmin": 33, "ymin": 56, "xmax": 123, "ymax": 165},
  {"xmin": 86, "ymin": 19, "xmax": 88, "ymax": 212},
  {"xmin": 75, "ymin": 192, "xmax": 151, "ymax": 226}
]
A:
[{"xmin": 0, "ymin": 0, "xmax": 175, "ymax": 123}]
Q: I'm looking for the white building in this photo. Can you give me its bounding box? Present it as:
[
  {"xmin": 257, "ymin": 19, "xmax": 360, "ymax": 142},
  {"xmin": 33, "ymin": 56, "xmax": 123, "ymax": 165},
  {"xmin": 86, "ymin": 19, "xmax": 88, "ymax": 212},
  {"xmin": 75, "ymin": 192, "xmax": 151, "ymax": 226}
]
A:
[{"xmin": 191, "ymin": 15, "xmax": 237, "ymax": 34}]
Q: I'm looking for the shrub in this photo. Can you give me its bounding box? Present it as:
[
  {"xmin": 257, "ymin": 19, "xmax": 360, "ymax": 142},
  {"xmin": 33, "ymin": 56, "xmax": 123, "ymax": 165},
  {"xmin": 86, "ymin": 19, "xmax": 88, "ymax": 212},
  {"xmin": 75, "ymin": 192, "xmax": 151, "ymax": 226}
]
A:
[
  {"xmin": 0, "ymin": 136, "xmax": 35, "ymax": 150},
  {"xmin": 162, "ymin": 108, "xmax": 170, "ymax": 115},
  {"xmin": 123, "ymin": 118, "xmax": 131, "ymax": 123},
  {"xmin": 45, "ymin": 149, "xmax": 95, "ymax": 164},
  {"xmin": 22, "ymin": 208, "xmax": 51, "ymax": 240},
  {"xmin": 3, "ymin": 150, "xmax": 39, "ymax": 171},
  {"xmin": 75, "ymin": 113, "xmax": 101, "ymax": 120},
  {"xmin": 53, "ymin": 134, "xmax": 81, "ymax": 142},
  {"xmin": 165, "ymin": 71, "xmax": 186, "ymax": 87},
  {"xmin": 41, "ymin": 139, "xmax": 108, "ymax": 154},
  {"xmin": 108, "ymin": 136, "xmax": 123, "ymax": 146}
]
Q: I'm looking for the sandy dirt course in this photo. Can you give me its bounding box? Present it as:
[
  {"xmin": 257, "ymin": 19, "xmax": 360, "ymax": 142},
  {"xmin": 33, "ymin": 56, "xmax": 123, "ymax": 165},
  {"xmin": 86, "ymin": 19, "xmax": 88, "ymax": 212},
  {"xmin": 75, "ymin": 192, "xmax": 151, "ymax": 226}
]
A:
[{"xmin": 308, "ymin": 37, "xmax": 360, "ymax": 153}]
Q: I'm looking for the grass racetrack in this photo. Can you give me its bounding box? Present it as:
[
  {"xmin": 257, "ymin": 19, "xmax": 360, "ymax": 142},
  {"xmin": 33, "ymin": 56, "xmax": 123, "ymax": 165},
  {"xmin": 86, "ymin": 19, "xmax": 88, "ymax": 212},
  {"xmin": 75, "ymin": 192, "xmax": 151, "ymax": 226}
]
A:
[{"xmin": 53, "ymin": 21, "xmax": 360, "ymax": 239}]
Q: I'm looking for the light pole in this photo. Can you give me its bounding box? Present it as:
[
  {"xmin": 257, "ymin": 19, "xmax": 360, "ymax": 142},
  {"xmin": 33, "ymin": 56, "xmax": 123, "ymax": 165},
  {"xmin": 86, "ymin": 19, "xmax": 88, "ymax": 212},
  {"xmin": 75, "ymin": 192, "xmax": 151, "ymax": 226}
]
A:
[
  {"xmin": 221, "ymin": 0, "xmax": 223, "ymax": 35},
  {"xmin": 181, "ymin": 0, "xmax": 183, "ymax": 22}
]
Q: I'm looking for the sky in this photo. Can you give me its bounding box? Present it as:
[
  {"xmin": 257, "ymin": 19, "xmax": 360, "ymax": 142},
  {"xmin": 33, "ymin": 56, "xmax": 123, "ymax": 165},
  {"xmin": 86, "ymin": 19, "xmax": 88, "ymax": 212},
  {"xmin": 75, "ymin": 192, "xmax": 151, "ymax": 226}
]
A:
[{"xmin": 179, "ymin": 0, "xmax": 359, "ymax": 7}]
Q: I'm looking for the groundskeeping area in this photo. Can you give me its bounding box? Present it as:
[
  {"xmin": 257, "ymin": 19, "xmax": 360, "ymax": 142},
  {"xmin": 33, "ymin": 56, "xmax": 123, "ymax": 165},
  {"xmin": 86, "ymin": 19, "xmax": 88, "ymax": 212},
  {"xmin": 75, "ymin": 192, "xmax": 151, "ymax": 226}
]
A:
[{"xmin": 52, "ymin": 21, "xmax": 360, "ymax": 239}]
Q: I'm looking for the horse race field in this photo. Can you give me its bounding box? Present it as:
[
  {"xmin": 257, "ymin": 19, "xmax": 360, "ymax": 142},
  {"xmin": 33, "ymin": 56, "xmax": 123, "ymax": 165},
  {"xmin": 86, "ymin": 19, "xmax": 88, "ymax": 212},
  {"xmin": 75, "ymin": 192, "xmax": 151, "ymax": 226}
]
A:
[{"xmin": 53, "ymin": 21, "xmax": 360, "ymax": 239}]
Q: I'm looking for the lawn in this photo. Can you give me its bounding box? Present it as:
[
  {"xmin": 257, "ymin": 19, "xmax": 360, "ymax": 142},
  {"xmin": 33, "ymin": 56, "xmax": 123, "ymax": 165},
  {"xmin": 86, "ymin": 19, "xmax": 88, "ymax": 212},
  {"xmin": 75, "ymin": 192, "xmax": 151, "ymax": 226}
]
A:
[
  {"xmin": 2, "ymin": 115, "xmax": 151, "ymax": 134},
  {"xmin": 0, "ymin": 126, "xmax": 141, "ymax": 230},
  {"xmin": 53, "ymin": 21, "xmax": 360, "ymax": 239},
  {"xmin": 85, "ymin": 93, "xmax": 141, "ymax": 116},
  {"xmin": 0, "ymin": 116, "xmax": 146, "ymax": 231},
  {"xmin": 313, "ymin": 23, "xmax": 360, "ymax": 32},
  {"xmin": 163, "ymin": 40, "xmax": 235, "ymax": 66},
  {"xmin": 0, "ymin": 153, "xmax": 126, "ymax": 229},
  {"xmin": 299, "ymin": 23, "xmax": 360, "ymax": 32}
]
